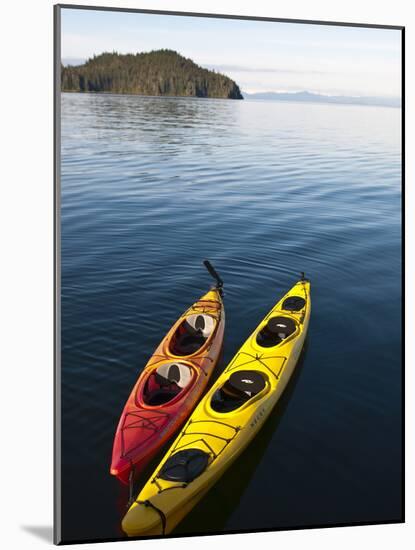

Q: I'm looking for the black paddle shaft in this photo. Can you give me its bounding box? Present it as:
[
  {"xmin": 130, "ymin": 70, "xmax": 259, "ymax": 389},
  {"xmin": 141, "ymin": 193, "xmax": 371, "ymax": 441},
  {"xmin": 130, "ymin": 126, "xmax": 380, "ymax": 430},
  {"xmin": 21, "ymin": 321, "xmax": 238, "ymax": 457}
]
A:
[{"xmin": 203, "ymin": 260, "xmax": 224, "ymax": 289}]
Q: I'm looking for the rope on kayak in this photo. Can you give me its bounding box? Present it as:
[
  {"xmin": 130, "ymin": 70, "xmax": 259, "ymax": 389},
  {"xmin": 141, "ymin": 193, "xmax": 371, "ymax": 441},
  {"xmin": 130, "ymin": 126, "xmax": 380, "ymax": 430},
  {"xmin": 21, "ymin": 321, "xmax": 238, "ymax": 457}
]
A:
[
  {"xmin": 137, "ymin": 499, "xmax": 167, "ymax": 535},
  {"xmin": 151, "ymin": 477, "xmax": 188, "ymax": 493},
  {"xmin": 150, "ymin": 419, "xmax": 241, "ymax": 494},
  {"xmin": 120, "ymin": 410, "xmax": 170, "ymax": 458},
  {"xmin": 176, "ymin": 430, "xmax": 231, "ymax": 443},
  {"xmin": 185, "ymin": 299, "xmax": 222, "ymax": 317},
  {"xmin": 197, "ymin": 349, "xmax": 215, "ymax": 376},
  {"xmin": 189, "ymin": 418, "xmax": 241, "ymax": 431},
  {"xmin": 127, "ymin": 463, "xmax": 136, "ymax": 508},
  {"xmin": 150, "ymin": 424, "xmax": 241, "ymax": 495},
  {"xmin": 225, "ymin": 351, "xmax": 287, "ymax": 381},
  {"xmin": 174, "ymin": 437, "xmax": 218, "ymax": 459}
]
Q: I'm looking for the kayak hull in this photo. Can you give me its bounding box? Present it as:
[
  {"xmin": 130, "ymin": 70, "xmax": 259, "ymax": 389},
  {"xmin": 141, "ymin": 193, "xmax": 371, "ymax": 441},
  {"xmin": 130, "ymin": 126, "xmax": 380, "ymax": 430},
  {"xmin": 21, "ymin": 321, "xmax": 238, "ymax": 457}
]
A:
[
  {"xmin": 122, "ymin": 279, "xmax": 311, "ymax": 535},
  {"xmin": 111, "ymin": 288, "xmax": 225, "ymax": 485}
]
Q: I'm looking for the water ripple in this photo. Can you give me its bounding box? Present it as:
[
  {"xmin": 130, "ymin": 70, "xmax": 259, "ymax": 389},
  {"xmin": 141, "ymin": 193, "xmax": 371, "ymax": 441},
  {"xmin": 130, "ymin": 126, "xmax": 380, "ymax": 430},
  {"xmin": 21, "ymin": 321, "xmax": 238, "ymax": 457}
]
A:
[{"xmin": 60, "ymin": 93, "xmax": 401, "ymax": 541}]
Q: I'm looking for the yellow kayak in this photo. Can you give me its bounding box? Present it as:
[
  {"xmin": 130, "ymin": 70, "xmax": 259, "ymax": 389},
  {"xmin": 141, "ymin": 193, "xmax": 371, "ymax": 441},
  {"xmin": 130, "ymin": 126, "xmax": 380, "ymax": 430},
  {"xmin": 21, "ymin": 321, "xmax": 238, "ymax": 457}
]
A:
[{"xmin": 122, "ymin": 276, "xmax": 311, "ymax": 536}]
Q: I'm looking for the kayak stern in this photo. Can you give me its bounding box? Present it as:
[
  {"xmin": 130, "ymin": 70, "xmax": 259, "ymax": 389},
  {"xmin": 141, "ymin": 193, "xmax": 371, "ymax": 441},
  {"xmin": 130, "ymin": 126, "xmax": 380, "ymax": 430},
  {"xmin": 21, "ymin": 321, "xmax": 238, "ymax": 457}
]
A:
[{"xmin": 122, "ymin": 501, "xmax": 163, "ymax": 537}]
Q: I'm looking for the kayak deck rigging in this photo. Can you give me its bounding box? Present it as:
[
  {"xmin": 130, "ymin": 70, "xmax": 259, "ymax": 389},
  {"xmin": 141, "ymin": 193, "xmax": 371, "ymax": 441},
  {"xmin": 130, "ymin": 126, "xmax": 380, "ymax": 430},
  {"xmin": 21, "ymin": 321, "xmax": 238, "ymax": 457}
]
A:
[
  {"xmin": 149, "ymin": 418, "xmax": 241, "ymax": 494},
  {"xmin": 120, "ymin": 410, "xmax": 170, "ymax": 458},
  {"xmin": 226, "ymin": 351, "xmax": 287, "ymax": 380}
]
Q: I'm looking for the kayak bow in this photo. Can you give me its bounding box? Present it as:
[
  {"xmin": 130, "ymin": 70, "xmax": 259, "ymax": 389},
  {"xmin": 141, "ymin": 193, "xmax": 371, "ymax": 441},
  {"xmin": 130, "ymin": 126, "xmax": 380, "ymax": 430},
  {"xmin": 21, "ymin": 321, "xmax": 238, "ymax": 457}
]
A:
[{"xmin": 122, "ymin": 276, "xmax": 311, "ymax": 536}]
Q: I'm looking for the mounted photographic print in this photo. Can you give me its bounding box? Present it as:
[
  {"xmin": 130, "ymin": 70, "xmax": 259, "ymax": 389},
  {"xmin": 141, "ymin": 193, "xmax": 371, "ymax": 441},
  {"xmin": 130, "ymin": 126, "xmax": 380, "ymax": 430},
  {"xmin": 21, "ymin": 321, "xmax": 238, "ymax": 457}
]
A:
[{"xmin": 54, "ymin": 4, "xmax": 404, "ymax": 545}]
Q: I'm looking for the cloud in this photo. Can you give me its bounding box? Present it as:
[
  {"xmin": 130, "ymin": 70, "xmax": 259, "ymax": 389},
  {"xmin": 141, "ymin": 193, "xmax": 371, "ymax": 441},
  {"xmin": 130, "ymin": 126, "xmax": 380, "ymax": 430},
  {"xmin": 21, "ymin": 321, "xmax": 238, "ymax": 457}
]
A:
[{"xmin": 204, "ymin": 63, "xmax": 329, "ymax": 75}]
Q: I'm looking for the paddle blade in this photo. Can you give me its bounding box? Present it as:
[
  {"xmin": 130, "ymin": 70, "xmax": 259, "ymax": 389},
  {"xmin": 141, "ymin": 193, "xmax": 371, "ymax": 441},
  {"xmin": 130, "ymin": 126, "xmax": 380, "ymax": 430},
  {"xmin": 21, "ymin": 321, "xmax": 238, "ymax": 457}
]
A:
[{"xmin": 203, "ymin": 260, "xmax": 224, "ymax": 289}]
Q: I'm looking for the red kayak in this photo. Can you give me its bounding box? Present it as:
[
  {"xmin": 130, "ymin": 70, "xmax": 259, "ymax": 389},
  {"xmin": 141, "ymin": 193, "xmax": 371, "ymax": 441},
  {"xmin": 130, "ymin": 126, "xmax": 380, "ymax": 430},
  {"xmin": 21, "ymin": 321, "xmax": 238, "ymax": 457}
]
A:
[{"xmin": 110, "ymin": 262, "xmax": 225, "ymax": 485}]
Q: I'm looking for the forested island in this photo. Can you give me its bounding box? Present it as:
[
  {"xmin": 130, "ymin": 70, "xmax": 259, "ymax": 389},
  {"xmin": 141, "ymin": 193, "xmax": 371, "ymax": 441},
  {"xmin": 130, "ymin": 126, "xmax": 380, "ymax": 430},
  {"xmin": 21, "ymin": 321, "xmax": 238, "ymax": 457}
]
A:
[{"xmin": 61, "ymin": 50, "xmax": 243, "ymax": 99}]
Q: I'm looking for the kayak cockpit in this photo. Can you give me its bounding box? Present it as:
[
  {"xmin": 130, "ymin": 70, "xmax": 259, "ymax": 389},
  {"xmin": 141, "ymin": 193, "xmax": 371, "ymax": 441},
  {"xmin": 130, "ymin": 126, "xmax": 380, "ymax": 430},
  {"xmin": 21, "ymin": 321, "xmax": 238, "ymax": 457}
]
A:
[
  {"xmin": 169, "ymin": 314, "xmax": 216, "ymax": 356},
  {"xmin": 211, "ymin": 370, "xmax": 266, "ymax": 413},
  {"xmin": 281, "ymin": 295, "xmax": 306, "ymax": 311},
  {"xmin": 158, "ymin": 448, "xmax": 210, "ymax": 482},
  {"xmin": 256, "ymin": 316, "xmax": 297, "ymax": 348},
  {"xmin": 142, "ymin": 362, "xmax": 194, "ymax": 406}
]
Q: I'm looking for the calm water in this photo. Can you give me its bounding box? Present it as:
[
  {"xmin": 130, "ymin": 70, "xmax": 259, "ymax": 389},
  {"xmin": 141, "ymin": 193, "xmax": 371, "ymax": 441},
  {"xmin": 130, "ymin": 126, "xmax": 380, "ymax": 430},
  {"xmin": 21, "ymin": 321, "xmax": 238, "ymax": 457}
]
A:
[{"xmin": 60, "ymin": 93, "xmax": 402, "ymax": 543}]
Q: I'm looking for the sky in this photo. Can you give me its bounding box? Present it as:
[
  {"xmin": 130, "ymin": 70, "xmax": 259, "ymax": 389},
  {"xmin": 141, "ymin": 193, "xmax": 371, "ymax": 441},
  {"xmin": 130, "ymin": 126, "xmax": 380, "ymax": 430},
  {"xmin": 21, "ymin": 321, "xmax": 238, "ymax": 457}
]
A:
[{"xmin": 61, "ymin": 8, "xmax": 402, "ymax": 98}]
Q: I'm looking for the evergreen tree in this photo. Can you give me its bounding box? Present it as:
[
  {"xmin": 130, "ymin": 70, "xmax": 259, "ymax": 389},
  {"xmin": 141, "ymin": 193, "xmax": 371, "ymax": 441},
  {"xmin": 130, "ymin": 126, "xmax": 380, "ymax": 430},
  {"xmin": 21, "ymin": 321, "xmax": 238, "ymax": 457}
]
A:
[{"xmin": 61, "ymin": 50, "xmax": 243, "ymax": 99}]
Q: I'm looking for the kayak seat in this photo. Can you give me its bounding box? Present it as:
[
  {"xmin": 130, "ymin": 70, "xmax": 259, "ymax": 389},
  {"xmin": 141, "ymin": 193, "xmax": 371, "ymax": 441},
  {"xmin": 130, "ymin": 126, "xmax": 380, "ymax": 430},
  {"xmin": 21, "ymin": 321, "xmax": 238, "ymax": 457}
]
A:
[
  {"xmin": 159, "ymin": 448, "xmax": 209, "ymax": 482},
  {"xmin": 224, "ymin": 370, "xmax": 265, "ymax": 397},
  {"xmin": 143, "ymin": 362, "xmax": 193, "ymax": 406},
  {"xmin": 156, "ymin": 362, "xmax": 193, "ymax": 388},
  {"xmin": 256, "ymin": 316, "xmax": 297, "ymax": 348},
  {"xmin": 145, "ymin": 389, "xmax": 180, "ymax": 406},
  {"xmin": 170, "ymin": 314, "xmax": 215, "ymax": 356},
  {"xmin": 174, "ymin": 333, "xmax": 206, "ymax": 355},
  {"xmin": 186, "ymin": 314, "xmax": 215, "ymax": 338},
  {"xmin": 211, "ymin": 370, "xmax": 266, "ymax": 412}
]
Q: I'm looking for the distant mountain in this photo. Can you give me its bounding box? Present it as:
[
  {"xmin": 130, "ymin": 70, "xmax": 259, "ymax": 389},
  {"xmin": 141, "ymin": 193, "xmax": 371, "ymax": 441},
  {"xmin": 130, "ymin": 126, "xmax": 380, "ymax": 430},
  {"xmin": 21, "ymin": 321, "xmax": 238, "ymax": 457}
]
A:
[
  {"xmin": 243, "ymin": 90, "xmax": 401, "ymax": 108},
  {"xmin": 61, "ymin": 50, "xmax": 243, "ymax": 100}
]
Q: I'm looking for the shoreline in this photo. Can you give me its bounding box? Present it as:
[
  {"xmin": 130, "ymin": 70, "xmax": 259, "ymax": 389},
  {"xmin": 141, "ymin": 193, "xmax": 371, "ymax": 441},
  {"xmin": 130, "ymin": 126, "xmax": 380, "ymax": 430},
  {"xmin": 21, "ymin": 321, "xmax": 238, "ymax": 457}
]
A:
[{"xmin": 60, "ymin": 90, "xmax": 400, "ymax": 109}]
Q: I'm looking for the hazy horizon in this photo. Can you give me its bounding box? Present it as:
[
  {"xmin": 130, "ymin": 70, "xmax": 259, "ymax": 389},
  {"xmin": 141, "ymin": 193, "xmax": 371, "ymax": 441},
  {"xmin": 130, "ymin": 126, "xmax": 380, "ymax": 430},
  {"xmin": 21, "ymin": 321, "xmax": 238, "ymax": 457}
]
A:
[{"xmin": 61, "ymin": 51, "xmax": 401, "ymax": 105}]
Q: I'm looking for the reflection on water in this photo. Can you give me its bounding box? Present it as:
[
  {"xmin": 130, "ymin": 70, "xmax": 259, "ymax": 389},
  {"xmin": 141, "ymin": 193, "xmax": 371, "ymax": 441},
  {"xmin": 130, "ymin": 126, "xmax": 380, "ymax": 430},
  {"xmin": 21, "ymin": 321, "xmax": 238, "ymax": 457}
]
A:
[{"xmin": 60, "ymin": 93, "xmax": 402, "ymax": 543}]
